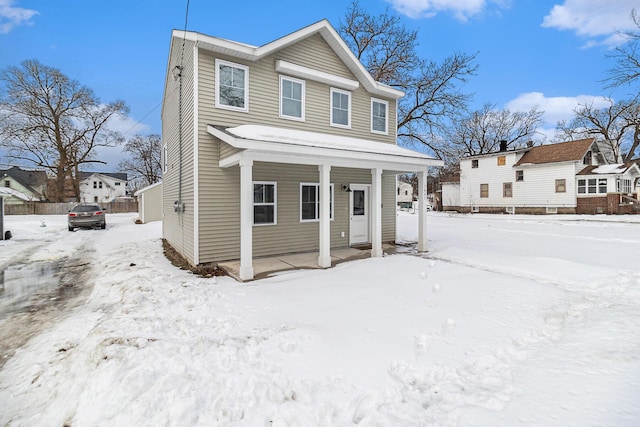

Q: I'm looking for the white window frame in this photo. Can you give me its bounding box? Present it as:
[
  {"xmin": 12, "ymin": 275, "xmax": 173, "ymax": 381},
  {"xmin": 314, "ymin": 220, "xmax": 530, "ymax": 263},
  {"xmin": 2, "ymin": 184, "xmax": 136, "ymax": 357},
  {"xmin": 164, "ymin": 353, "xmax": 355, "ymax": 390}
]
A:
[
  {"xmin": 215, "ymin": 59, "xmax": 249, "ymax": 112},
  {"xmin": 617, "ymin": 178, "xmax": 632, "ymax": 193},
  {"xmin": 253, "ymin": 181, "xmax": 277, "ymax": 226},
  {"xmin": 279, "ymin": 75, "xmax": 305, "ymax": 121},
  {"xmin": 330, "ymin": 87, "xmax": 351, "ymax": 128},
  {"xmin": 371, "ymin": 98, "xmax": 388, "ymax": 134},
  {"xmin": 300, "ymin": 183, "xmax": 334, "ymax": 222}
]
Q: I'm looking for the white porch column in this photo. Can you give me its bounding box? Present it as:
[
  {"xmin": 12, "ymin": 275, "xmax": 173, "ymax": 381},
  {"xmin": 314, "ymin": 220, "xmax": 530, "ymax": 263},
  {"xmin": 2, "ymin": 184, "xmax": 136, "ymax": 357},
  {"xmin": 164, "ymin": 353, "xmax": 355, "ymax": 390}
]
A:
[
  {"xmin": 417, "ymin": 170, "xmax": 428, "ymax": 252},
  {"xmin": 318, "ymin": 163, "xmax": 332, "ymax": 268},
  {"xmin": 239, "ymin": 159, "xmax": 254, "ymax": 280},
  {"xmin": 371, "ymin": 167, "xmax": 383, "ymax": 257}
]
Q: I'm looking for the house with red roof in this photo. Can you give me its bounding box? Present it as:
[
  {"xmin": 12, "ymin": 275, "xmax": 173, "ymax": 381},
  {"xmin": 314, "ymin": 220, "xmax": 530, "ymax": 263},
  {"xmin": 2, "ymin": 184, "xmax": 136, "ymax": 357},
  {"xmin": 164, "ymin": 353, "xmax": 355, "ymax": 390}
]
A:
[{"xmin": 445, "ymin": 138, "xmax": 640, "ymax": 214}]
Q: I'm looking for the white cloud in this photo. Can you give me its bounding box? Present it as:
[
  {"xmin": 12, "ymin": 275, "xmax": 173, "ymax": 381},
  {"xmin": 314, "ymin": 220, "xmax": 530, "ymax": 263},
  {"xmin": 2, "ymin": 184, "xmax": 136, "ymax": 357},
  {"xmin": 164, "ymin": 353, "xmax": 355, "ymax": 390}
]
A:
[
  {"xmin": 385, "ymin": 0, "xmax": 509, "ymax": 21},
  {"xmin": 542, "ymin": 0, "xmax": 638, "ymax": 47},
  {"xmin": 506, "ymin": 91, "xmax": 610, "ymax": 140},
  {"xmin": 0, "ymin": 0, "xmax": 38, "ymax": 34}
]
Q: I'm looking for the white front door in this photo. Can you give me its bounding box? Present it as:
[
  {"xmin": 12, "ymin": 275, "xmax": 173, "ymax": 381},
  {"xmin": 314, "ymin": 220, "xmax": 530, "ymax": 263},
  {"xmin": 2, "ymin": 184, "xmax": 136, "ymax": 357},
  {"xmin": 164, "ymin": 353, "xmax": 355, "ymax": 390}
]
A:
[{"xmin": 349, "ymin": 184, "xmax": 370, "ymax": 245}]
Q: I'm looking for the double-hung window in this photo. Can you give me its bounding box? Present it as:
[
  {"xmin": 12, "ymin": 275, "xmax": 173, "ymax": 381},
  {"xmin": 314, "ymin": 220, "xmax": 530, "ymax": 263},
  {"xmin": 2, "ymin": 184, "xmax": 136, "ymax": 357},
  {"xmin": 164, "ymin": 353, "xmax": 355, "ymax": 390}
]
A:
[
  {"xmin": 480, "ymin": 183, "xmax": 489, "ymax": 198},
  {"xmin": 330, "ymin": 88, "xmax": 351, "ymax": 128},
  {"xmin": 300, "ymin": 183, "xmax": 334, "ymax": 222},
  {"xmin": 371, "ymin": 98, "xmax": 388, "ymax": 134},
  {"xmin": 555, "ymin": 179, "xmax": 566, "ymax": 193},
  {"xmin": 253, "ymin": 182, "xmax": 276, "ymax": 225},
  {"xmin": 215, "ymin": 59, "xmax": 248, "ymax": 111},
  {"xmin": 280, "ymin": 76, "xmax": 304, "ymax": 120},
  {"xmin": 503, "ymin": 182, "xmax": 512, "ymax": 197}
]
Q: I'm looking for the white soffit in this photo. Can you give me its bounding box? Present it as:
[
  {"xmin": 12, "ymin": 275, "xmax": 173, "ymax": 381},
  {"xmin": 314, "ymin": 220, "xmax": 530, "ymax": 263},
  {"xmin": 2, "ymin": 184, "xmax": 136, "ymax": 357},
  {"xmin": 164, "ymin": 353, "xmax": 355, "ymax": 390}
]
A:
[{"xmin": 276, "ymin": 60, "xmax": 359, "ymax": 91}]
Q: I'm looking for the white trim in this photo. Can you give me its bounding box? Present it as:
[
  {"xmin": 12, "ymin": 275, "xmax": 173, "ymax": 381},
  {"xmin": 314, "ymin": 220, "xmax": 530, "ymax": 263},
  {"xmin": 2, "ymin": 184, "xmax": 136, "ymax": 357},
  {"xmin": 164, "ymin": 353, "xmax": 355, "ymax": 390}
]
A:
[
  {"xmin": 193, "ymin": 44, "xmax": 200, "ymax": 264},
  {"xmin": 171, "ymin": 21, "xmax": 404, "ymax": 99},
  {"xmin": 239, "ymin": 159, "xmax": 254, "ymax": 281},
  {"xmin": 370, "ymin": 98, "xmax": 388, "ymax": 135},
  {"xmin": 330, "ymin": 88, "xmax": 351, "ymax": 129},
  {"xmin": 417, "ymin": 171, "xmax": 428, "ymax": 252},
  {"xmin": 349, "ymin": 184, "xmax": 370, "ymax": 245},
  {"xmin": 276, "ymin": 60, "xmax": 359, "ymax": 91},
  {"xmin": 252, "ymin": 181, "xmax": 277, "ymax": 226},
  {"xmin": 215, "ymin": 58, "xmax": 249, "ymax": 112},
  {"xmin": 209, "ymin": 125, "xmax": 443, "ymax": 171},
  {"xmin": 370, "ymin": 168, "xmax": 383, "ymax": 257},
  {"xmin": 318, "ymin": 164, "xmax": 332, "ymax": 268},
  {"xmin": 162, "ymin": 144, "xmax": 168, "ymax": 173},
  {"xmin": 279, "ymin": 75, "xmax": 305, "ymax": 121},
  {"xmin": 299, "ymin": 182, "xmax": 334, "ymax": 222}
]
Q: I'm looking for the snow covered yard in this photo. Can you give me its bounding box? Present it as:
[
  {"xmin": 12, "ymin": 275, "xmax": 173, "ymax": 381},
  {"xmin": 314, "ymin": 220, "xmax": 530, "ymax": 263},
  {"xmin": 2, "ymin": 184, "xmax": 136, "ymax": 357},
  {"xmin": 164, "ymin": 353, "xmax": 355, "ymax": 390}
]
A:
[{"xmin": 0, "ymin": 211, "xmax": 639, "ymax": 426}]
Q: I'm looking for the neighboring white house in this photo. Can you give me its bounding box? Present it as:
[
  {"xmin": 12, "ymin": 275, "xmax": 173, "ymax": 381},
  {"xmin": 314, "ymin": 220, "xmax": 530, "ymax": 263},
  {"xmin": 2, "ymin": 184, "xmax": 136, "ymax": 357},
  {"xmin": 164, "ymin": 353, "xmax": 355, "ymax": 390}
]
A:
[
  {"xmin": 397, "ymin": 181, "xmax": 414, "ymax": 208},
  {"xmin": 455, "ymin": 138, "xmax": 640, "ymax": 214},
  {"xmin": 135, "ymin": 181, "xmax": 162, "ymax": 223},
  {"xmin": 440, "ymin": 177, "xmax": 460, "ymax": 211},
  {"xmin": 79, "ymin": 172, "xmax": 128, "ymax": 204}
]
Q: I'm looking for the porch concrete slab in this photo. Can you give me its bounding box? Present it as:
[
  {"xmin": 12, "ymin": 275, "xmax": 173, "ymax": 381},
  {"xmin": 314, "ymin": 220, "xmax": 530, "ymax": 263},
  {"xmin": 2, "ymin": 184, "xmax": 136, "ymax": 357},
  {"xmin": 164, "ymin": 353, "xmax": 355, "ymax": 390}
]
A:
[{"xmin": 218, "ymin": 246, "xmax": 382, "ymax": 281}]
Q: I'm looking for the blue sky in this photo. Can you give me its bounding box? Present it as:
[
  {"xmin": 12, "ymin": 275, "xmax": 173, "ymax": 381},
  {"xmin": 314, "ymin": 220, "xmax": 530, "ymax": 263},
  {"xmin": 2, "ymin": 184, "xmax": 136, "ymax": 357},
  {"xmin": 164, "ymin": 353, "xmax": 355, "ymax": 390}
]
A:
[{"xmin": 1, "ymin": 0, "xmax": 638, "ymax": 170}]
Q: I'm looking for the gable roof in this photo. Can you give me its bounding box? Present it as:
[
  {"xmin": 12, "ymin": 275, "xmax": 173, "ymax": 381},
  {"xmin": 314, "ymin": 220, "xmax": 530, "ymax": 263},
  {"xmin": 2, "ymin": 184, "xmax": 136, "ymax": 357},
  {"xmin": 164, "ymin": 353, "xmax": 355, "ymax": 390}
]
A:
[
  {"xmin": 79, "ymin": 172, "xmax": 128, "ymax": 182},
  {"xmin": 171, "ymin": 20, "xmax": 404, "ymax": 100},
  {"xmin": 577, "ymin": 162, "xmax": 640, "ymax": 176},
  {"xmin": 0, "ymin": 166, "xmax": 47, "ymax": 187},
  {"xmin": 514, "ymin": 138, "xmax": 595, "ymax": 166}
]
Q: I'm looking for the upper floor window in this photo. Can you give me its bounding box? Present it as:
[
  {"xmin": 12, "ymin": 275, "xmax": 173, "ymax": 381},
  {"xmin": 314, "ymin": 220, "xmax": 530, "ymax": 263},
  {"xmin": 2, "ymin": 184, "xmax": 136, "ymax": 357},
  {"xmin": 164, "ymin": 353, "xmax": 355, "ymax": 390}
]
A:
[
  {"xmin": 583, "ymin": 151, "xmax": 592, "ymax": 165},
  {"xmin": 215, "ymin": 59, "xmax": 248, "ymax": 112},
  {"xmin": 4, "ymin": 180, "xmax": 9, "ymax": 188},
  {"xmin": 471, "ymin": 159, "xmax": 479, "ymax": 168},
  {"xmin": 93, "ymin": 181, "xmax": 97, "ymax": 189},
  {"xmin": 330, "ymin": 88, "xmax": 351, "ymax": 128},
  {"xmin": 371, "ymin": 98, "xmax": 388, "ymax": 134},
  {"xmin": 280, "ymin": 76, "xmax": 305, "ymax": 121},
  {"xmin": 497, "ymin": 156, "xmax": 506, "ymax": 166},
  {"xmin": 115, "ymin": 182, "xmax": 121, "ymax": 186},
  {"xmin": 516, "ymin": 170, "xmax": 524, "ymax": 182}
]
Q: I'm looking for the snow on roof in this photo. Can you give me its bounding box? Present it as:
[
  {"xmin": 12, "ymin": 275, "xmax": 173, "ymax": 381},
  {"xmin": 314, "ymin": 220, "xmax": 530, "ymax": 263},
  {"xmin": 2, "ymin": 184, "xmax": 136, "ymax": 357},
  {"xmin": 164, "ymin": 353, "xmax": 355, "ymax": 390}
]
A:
[
  {"xmin": 0, "ymin": 187, "xmax": 33, "ymax": 201},
  {"xmin": 224, "ymin": 124, "xmax": 438, "ymax": 161},
  {"xmin": 578, "ymin": 163, "xmax": 637, "ymax": 175}
]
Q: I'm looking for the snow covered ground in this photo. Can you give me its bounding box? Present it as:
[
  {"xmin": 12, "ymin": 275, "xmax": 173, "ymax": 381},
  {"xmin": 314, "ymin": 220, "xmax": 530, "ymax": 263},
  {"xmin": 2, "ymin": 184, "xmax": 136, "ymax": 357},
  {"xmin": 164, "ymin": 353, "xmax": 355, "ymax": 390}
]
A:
[{"xmin": 0, "ymin": 211, "xmax": 639, "ymax": 426}]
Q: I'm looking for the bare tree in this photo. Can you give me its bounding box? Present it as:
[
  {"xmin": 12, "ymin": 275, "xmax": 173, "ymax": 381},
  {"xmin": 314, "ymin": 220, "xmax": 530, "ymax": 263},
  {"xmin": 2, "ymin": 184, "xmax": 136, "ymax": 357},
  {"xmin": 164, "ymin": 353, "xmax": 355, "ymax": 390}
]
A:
[
  {"xmin": 0, "ymin": 60, "xmax": 128, "ymax": 201},
  {"xmin": 556, "ymin": 97, "xmax": 640, "ymax": 162},
  {"xmin": 605, "ymin": 9, "xmax": 640, "ymax": 90},
  {"xmin": 444, "ymin": 104, "xmax": 544, "ymax": 159},
  {"xmin": 118, "ymin": 134, "xmax": 162, "ymax": 192},
  {"xmin": 340, "ymin": 1, "xmax": 478, "ymax": 157}
]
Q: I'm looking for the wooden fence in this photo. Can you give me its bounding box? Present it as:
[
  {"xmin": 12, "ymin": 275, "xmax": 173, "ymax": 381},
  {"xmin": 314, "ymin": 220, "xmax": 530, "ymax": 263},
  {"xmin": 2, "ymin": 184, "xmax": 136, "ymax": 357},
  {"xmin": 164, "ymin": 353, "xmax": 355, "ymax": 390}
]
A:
[{"xmin": 4, "ymin": 201, "xmax": 138, "ymax": 215}]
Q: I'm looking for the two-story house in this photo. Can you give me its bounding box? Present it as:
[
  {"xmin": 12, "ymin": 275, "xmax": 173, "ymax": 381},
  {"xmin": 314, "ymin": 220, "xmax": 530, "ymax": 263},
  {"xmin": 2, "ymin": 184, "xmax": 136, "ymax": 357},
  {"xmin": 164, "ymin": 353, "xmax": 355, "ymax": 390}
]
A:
[
  {"xmin": 161, "ymin": 20, "xmax": 443, "ymax": 280},
  {"xmin": 0, "ymin": 166, "xmax": 48, "ymax": 204},
  {"xmin": 79, "ymin": 172, "xmax": 128, "ymax": 204},
  {"xmin": 397, "ymin": 182, "xmax": 414, "ymax": 209},
  {"xmin": 449, "ymin": 138, "xmax": 640, "ymax": 214}
]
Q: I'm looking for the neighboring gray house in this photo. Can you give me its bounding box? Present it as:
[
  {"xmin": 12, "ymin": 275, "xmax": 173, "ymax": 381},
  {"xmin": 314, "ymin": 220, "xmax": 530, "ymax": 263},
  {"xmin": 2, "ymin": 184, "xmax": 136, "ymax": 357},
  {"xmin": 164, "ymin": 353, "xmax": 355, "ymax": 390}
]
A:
[
  {"xmin": 161, "ymin": 20, "xmax": 443, "ymax": 280},
  {"xmin": 0, "ymin": 166, "xmax": 48, "ymax": 204}
]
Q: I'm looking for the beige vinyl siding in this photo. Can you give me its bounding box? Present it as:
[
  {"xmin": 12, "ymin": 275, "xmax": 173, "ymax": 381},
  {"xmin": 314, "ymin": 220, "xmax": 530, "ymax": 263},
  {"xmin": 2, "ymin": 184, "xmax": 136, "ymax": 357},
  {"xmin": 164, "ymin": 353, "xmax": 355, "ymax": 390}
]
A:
[
  {"xmin": 194, "ymin": 34, "xmax": 403, "ymax": 264},
  {"xmin": 162, "ymin": 38, "xmax": 196, "ymax": 265},
  {"xmin": 197, "ymin": 34, "xmax": 397, "ymax": 145}
]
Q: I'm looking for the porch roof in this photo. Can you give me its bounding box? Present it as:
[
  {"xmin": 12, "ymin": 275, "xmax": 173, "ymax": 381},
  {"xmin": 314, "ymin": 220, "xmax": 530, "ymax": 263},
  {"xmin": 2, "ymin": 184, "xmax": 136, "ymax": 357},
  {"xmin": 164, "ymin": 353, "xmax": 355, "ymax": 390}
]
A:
[{"xmin": 207, "ymin": 124, "xmax": 444, "ymax": 171}]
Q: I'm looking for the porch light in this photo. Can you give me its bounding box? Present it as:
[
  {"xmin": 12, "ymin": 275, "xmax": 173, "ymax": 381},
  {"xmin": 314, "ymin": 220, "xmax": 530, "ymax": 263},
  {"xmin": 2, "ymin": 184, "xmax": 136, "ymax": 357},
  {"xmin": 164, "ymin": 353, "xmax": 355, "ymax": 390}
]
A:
[{"xmin": 342, "ymin": 184, "xmax": 352, "ymax": 192}]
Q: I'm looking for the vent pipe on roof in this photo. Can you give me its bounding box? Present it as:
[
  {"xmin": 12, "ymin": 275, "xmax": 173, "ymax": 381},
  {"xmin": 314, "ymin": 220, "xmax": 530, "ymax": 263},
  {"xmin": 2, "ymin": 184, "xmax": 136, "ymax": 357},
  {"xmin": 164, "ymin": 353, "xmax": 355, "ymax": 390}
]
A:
[{"xmin": 499, "ymin": 140, "xmax": 507, "ymax": 152}]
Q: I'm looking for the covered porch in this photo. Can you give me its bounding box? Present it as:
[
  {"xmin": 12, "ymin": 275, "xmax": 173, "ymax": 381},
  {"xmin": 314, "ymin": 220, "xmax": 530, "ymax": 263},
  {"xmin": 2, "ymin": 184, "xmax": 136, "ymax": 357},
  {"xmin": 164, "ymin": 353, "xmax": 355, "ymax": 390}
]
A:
[{"xmin": 208, "ymin": 124, "xmax": 443, "ymax": 281}]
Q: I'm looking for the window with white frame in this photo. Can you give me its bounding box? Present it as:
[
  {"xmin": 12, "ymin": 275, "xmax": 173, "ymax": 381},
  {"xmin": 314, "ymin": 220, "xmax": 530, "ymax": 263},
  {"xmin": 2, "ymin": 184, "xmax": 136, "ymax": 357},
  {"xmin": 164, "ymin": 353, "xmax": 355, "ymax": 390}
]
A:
[
  {"xmin": 330, "ymin": 88, "xmax": 350, "ymax": 128},
  {"xmin": 371, "ymin": 98, "xmax": 388, "ymax": 134},
  {"xmin": 253, "ymin": 182, "xmax": 276, "ymax": 225},
  {"xmin": 215, "ymin": 59, "xmax": 248, "ymax": 111},
  {"xmin": 578, "ymin": 178, "xmax": 607, "ymax": 194},
  {"xmin": 480, "ymin": 183, "xmax": 489, "ymax": 198},
  {"xmin": 555, "ymin": 179, "xmax": 566, "ymax": 193},
  {"xmin": 300, "ymin": 183, "xmax": 334, "ymax": 222},
  {"xmin": 503, "ymin": 182, "xmax": 512, "ymax": 197},
  {"xmin": 280, "ymin": 76, "xmax": 304, "ymax": 120},
  {"xmin": 617, "ymin": 178, "xmax": 631, "ymax": 193}
]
